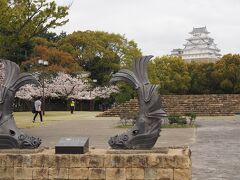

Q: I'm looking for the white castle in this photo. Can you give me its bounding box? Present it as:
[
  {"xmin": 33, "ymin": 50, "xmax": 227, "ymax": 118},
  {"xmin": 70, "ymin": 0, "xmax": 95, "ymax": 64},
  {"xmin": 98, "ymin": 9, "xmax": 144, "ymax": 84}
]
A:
[{"xmin": 171, "ymin": 27, "xmax": 221, "ymax": 62}]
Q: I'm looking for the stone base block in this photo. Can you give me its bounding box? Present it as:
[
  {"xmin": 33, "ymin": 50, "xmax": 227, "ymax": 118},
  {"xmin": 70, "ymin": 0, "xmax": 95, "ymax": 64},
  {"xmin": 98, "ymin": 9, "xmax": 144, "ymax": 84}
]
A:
[{"xmin": 0, "ymin": 146, "xmax": 191, "ymax": 180}]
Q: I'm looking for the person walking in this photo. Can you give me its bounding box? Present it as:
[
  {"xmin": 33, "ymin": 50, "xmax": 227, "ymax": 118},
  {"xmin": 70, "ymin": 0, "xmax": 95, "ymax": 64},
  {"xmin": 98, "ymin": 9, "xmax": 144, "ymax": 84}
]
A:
[
  {"xmin": 33, "ymin": 97, "xmax": 43, "ymax": 122},
  {"xmin": 70, "ymin": 99, "xmax": 75, "ymax": 114}
]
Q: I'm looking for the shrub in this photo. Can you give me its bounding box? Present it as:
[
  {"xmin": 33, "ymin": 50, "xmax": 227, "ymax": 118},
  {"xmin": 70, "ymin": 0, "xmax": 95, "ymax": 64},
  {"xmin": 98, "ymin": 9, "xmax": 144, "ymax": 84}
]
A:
[
  {"xmin": 184, "ymin": 112, "xmax": 197, "ymax": 125},
  {"xmin": 168, "ymin": 114, "xmax": 187, "ymax": 125},
  {"xmin": 119, "ymin": 111, "xmax": 138, "ymax": 126}
]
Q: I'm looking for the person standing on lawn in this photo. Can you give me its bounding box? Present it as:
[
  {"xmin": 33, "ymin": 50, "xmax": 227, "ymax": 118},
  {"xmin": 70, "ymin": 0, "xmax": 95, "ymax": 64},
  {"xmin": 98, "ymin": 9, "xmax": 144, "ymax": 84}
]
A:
[
  {"xmin": 33, "ymin": 97, "xmax": 43, "ymax": 122},
  {"xmin": 70, "ymin": 99, "xmax": 75, "ymax": 114}
]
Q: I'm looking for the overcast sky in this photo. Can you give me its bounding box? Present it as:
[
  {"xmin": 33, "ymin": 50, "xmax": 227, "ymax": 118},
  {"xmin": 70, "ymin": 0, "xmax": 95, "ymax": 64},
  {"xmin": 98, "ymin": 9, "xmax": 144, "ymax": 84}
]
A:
[{"xmin": 54, "ymin": 0, "xmax": 240, "ymax": 56}]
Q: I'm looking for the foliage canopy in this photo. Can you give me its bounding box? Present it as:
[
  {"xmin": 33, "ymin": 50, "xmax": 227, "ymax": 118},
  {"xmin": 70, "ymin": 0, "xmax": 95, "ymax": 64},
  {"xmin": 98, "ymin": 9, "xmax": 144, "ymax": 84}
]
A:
[
  {"xmin": 58, "ymin": 31, "xmax": 142, "ymax": 85},
  {"xmin": 148, "ymin": 54, "xmax": 240, "ymax": 95},
  {"xmin": 148, "ymin": 56, "xmax": 191, "ymax": 94},
  {"xmin": 0, "ymin": 0, "xmax": 69, "ymax": 63},
  {"xmin": 21, "ymin": 45, "xmax": 81, "ymax": 74}
]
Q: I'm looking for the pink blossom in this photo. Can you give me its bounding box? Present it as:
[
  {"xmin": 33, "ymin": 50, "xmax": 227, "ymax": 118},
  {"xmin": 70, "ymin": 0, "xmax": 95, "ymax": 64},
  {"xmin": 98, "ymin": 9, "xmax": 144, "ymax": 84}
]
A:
[{"xmin": 16, "ymin": 72, "xmax": 118, "ymax": 100}]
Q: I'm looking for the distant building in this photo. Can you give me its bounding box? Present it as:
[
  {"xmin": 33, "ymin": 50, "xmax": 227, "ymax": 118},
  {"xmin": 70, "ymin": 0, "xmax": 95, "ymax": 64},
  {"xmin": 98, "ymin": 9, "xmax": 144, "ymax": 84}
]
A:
[
  {"xmin": 170, "ymin": 48, "xmax": 183, "ymax": 57},
  {"xmin": 171, "ymin": 26, "xmax": 221, "ymax": 62}
]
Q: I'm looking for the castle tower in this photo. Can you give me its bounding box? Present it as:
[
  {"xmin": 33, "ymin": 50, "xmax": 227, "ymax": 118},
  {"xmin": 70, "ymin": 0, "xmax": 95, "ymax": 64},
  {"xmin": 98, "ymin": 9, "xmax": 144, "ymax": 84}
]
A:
[{"xmin": 171, "ymin": 27, "xmax": 221, "ymax": 62}]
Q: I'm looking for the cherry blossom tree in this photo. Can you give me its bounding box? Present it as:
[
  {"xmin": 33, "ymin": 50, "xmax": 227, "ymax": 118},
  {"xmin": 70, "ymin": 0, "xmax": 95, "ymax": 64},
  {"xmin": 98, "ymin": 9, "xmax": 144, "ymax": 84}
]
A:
[
  {"xmin": 16, "ymin": 84, "xmax": 40, "ymax": 100},
  {"xmin": 15, "ymin": 72, "xmax": 118, "ymax": 100}
]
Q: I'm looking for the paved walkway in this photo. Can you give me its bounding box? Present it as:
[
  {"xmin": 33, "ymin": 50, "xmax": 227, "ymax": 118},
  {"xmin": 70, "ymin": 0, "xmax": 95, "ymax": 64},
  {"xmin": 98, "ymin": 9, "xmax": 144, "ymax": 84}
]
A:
[
  {"xmin": 191, "ymin": 117, "xmax": 240, "ymax": 180},
  {"xmin": 24, "ymin": 114, "xmax": 240, "ymax": 179},
  {"xmin": 24, "ymin": 117, "xmax": 195, "ymax": 148}
]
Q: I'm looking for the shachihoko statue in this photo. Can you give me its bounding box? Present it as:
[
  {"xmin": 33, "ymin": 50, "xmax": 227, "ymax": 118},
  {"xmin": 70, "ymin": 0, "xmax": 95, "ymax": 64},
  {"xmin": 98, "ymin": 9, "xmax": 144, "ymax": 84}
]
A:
[
  {"xmin": 108, "ymin": 56, "xmax": 166, "ymax": 149},
  {"xmin": 0, "ymin": 59, "xmax": 41, "ymax": 149}
]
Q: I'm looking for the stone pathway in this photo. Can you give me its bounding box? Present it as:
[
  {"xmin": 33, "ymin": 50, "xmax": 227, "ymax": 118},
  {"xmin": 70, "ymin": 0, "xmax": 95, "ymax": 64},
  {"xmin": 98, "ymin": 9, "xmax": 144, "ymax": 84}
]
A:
[
  {"xmin": 24, "ymin": 118, "xmax": 195, "ymax": 148},
  {"xmin": 24, "ymin": 115, "xmax": 240, "ymax": 179},
  {"xmin": 191, "ymin": 117, "xmax": 240, "ymax": 180}
]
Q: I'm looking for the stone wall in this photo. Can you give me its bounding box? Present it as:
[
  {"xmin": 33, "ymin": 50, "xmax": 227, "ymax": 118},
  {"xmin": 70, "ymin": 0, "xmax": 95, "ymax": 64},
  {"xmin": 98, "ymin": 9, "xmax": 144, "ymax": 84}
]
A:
[
  {"xmin": 0, "ymin": 147, "xmax": 191, "ymax": 180},
  {"xmin": 98, "ymin": 94, "xmax": 240, "ymax": 117}
]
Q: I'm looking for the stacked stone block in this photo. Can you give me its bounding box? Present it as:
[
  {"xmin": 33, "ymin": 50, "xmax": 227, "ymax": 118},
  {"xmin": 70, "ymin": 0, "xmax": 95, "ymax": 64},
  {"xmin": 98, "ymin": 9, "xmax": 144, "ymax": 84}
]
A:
[
  {"xmin": 98, "ymin": 94, "xmax": 240, "ymax": 117},
  {"xmin": 97, "ymin": 99, "xmax": 139, "ymax": 117},
  {"xmin": 0, "ymin": 147, "xmax": 191, "ymax": 180}
]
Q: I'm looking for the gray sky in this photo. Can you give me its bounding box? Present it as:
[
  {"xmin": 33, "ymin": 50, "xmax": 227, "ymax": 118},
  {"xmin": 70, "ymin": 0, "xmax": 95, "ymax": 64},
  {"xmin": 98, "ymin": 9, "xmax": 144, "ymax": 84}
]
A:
[{"xmin": 54, "ymin": 0, "xmax": 240, "ymax": 56}]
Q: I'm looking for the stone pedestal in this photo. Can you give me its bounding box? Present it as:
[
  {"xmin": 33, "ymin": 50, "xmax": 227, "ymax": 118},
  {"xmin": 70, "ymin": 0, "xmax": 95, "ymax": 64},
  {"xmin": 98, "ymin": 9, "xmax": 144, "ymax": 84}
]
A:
[
  {"xmin": 0, "ymin": 146, "xmax": 191, "ymax": 180},
  {"xmin": 55, "ymin": 137, "xmax": 89, "ymax": 154}
]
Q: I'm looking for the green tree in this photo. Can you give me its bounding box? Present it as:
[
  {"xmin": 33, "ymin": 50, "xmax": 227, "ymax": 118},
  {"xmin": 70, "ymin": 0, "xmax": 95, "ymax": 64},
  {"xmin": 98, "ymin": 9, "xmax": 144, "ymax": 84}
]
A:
[
  {"xmin": 149, "ymin": 56, "xmax": 191, "ymax": 94},
  {"xmin": 220, "ymin": 79, "xmax": 233, "ymax": 93},
  {"xmin": 38, "ymin": 31, "xmax": 67, "ymax": 42},
  {"xmin": 111, "ymin": 82, "xmax": 136, "ymax": 104},
  {"xmin": 0, "ymin": 0, "xmax": 69, "ymax": 64},
  {"xmin": 57, "ymin": 31, "xmax": 142, "ymax": 85},
  {"xmin": 30, "ymin": 31, "xmax": 67, "ymax": 49},
  {"xmin": 214, "ymin": 54, "xmax": 240, "ymax": 93},
  {"xmin": 188, "ymin": 62, "xmax": 217, "ymax": 94}
]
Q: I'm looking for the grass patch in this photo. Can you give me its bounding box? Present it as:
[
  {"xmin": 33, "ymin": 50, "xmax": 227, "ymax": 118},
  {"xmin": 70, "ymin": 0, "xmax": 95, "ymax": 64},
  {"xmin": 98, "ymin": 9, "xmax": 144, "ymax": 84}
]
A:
[
  {"xmin": 115, "ymin": 125, "xmax": 133, "ymax": 128},
  {"xmin": 161, "ymin": 124, "xmax": 197, "ymax": 128},
  {"xmin": 13, "ymin": 111, "xmax": 102, "ymax": 129},
  {"xmin": 115, "ymin": 124, "xmax": 197, "ymax": 129}
]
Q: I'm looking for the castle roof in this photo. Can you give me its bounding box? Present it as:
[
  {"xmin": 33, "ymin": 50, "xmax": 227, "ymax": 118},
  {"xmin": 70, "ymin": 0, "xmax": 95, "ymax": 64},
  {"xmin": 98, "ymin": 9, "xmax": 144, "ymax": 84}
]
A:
[
  {"xmin": 171, "ymin": 26, "xmax": 221, "ymax": 61},
  {"xmin": 190, "ymin": 26, "xmax": 209, "ymax": 34},
  {"xmin": 171, "ymin": 48, "xmax": 183, "ymax": 52}
]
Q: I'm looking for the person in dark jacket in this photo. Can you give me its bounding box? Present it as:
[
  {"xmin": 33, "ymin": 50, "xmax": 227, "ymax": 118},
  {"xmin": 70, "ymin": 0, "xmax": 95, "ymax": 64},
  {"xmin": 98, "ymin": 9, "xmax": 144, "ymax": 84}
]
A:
[{"xmin": 33, "ymin": 97, "xmax": 43, "ymax": 122}]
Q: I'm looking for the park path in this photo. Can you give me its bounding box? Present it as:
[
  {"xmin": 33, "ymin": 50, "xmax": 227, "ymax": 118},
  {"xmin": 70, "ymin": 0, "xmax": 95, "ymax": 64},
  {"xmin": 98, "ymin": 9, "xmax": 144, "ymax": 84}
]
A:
[
  {"xmin": 24, "ymin": 117, "xmax": 195, "ymax": 148},
  {"xmin": 191, "ymin": 117, "xmax": 240, "ymax": 180},
  {"xmin": 24, "ymin": 115, "xmax": 240, "ymax": 179}
]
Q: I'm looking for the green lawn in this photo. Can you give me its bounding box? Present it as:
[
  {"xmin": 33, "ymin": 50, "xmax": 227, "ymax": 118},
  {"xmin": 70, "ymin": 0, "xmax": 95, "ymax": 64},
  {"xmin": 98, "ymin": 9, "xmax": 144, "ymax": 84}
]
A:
[
  {"xmin": 13, "ymin": 111, "xmax": 102, "ymax": 129},
  {"xmin": 13, "ymin": 112, "xmax": 195, "ymax": 129}
]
